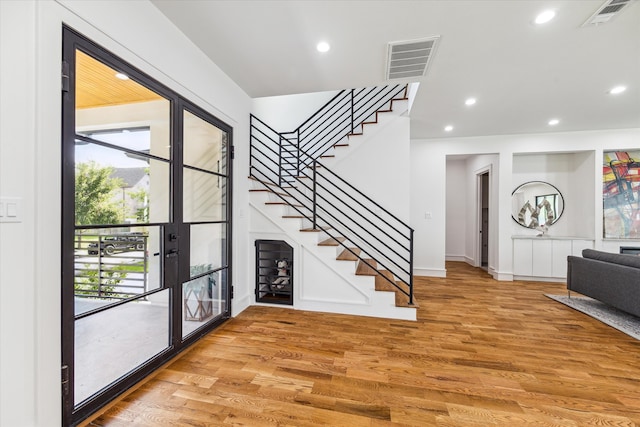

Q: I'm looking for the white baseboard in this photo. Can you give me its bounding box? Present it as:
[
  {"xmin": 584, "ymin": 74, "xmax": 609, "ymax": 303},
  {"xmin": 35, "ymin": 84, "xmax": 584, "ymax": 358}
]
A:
[
  {"xmin": 492, "ymin": 271, "xmax": 513, "ymax": 281},
  {"xmin": 413, "ymin": 267, "xmax": 446, "ymax": 278},
  {"xmin": 445, "ymin": 255, "xmax": 466, "ymax": 262},
  {"xmin": 231, "ymin": 293, "xmax": 252, "ymax": 317},
  {"xmin": 513, "ymin": 275, "xmax": 565, "ymax": 283}
]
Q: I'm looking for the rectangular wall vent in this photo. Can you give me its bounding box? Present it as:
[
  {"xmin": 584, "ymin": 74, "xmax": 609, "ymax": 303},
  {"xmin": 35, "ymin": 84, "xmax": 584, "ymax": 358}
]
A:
[
  {"xmin": 583, "ymin": 0, "xmax": 636, "ymax": 26},
  {"xmin": 385, "ymin": 36, "xmax": 440, "ymax": 81}
]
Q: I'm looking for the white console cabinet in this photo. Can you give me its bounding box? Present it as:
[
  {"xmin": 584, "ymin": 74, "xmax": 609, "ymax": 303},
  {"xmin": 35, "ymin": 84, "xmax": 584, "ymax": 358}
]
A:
[{"xmin": 512, "ymin": 236, "xmax": 593, "ymax": 281}]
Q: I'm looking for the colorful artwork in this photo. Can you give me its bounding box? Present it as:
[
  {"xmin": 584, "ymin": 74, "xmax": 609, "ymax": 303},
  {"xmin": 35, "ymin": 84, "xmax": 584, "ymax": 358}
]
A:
[{"xmin": 603, "ymin": 150, "xmax": 640, "ymax": 238}]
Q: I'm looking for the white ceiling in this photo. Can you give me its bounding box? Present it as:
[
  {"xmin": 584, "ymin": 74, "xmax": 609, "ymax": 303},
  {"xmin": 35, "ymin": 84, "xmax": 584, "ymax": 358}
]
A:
[{"xmin": 151, "ymin": 0, "xmax": 640, "ymax": 139}]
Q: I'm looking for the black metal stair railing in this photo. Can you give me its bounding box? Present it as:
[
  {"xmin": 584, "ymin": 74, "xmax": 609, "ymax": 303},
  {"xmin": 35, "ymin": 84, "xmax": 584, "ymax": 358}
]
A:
[
  {"xmin": 249, "ymin": 85, "xmax": 414, "ymax": 304},
  {"xmin": 278, "ymin": 84, "xmax": 408, "ymax": 185}
]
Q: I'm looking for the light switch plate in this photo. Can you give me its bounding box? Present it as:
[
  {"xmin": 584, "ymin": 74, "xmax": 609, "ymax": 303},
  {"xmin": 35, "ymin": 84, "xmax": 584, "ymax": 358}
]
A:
[{"xmin": 0, "ymin": 197, "xmax": 22, "ymax": 223}]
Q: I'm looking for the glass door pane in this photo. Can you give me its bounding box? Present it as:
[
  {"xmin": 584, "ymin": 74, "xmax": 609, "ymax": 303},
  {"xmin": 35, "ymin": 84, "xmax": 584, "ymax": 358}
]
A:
[
  {"xmin": 74, "ymin": 289, "xmax": 170, "ymax": 404},
  {"xmin": 72, "ymin": 48, "xmax": 172, "ymax": 406},
  {"xmin": 181, "ymin": 109, "xmax": 230, "ymax": 339}
]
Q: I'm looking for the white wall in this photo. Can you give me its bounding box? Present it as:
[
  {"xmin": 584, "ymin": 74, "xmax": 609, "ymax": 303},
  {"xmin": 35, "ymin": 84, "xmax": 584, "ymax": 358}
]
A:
[
  {"xmin": 0, "ymin": 2, "xmax": 37, "ymax": 425},
  {"xmin": 332, "ymin": 113, "xmax": 411, "ymax": 222},
  {"xmin": 0, "ymin": 0, "xmax": 251, "ymax": 425},
  {"xmin": 445, "ymin": 158, "xmax": 467, "ymax": 260},
  {"xmin": 252, "ymin": 90, "xmax": 340, "ymax": 132},
  {"xmin": 412, "ymin": 128, "xmax": 640, "ymax": 280}
]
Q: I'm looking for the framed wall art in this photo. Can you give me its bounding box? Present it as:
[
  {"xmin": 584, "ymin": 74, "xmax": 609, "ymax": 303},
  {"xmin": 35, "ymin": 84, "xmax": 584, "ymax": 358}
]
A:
[{"xmin": 603, "ymin": 150, "xmax": 640, "ymax": 238}]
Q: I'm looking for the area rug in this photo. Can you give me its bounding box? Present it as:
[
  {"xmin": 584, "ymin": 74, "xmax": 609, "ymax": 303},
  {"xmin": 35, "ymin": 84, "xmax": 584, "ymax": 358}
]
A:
[{"xmin": 545, "ymin": 294, "xmax": 640, "ymax": 341}]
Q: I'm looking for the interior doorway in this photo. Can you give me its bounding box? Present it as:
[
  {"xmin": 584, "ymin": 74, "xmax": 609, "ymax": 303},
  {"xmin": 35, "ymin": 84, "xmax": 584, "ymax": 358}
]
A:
[{"xmin": 478, "ymin": 170, "xmax": 490, "ymax": 270}]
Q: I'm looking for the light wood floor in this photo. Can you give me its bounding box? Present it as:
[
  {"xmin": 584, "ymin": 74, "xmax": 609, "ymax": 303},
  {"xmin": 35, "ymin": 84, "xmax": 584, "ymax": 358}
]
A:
[{"xmin": 89, "ymin": 262, "xmax": 640, "ymax": 426}]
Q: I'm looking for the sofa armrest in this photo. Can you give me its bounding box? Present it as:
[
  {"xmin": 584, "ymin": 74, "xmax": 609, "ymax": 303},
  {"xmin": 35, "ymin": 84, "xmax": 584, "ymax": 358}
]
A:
[{"xmin": 567, "ymin": 255, "xmax": 640, "ymax": 317}]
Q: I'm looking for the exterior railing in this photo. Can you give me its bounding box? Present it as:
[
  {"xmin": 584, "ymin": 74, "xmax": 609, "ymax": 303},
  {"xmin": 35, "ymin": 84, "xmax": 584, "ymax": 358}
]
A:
[{"xmin": 74, "ymin": 233, "xmax": 148, "ymax": 300}]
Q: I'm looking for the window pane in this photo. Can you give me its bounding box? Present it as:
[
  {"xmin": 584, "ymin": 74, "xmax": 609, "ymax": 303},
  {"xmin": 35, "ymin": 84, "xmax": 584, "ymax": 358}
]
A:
[
  {"xmin": 75, "ymin": 143, "xmax": 169, "ymax": 225},
  {"xmin": 75, "ymin": 50, "xmax": 171, "ymax": 160},
  {"xmin": 183, "ymin": 110, "xmax": 228, "ymax": 173},
  {"xmin": 182, "ymin": 269, "xmax": 227, "ymax": 338},
  {"xmin": 183, "ymin": 169, "xmax": 227, "ymax": 222},
  {"xmin": 74, "ymin": 226, "xmax": 163, "ymax": 316},
  {"xmin": 190, "ymin": 223, "xmax": 227, "ymax": 275},
  {"xmin": 74, "ymin": 288, "xmax": 170, "ymax": 405}
]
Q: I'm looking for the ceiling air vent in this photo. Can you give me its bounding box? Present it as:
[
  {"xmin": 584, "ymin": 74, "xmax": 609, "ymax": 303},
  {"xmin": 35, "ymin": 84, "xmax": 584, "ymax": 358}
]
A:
[
  {"xmin": 385, "ymin": 36, "xmax": 440, "ymax": 81},
  {"xmin": 582, "ymin": 0, "xmax": 636, "ymax": 26}
]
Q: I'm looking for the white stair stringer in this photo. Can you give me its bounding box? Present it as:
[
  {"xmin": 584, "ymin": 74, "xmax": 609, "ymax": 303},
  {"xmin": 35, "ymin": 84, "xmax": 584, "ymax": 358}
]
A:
[{"xmin": 249, "ymin": 190, "xmax": 416, "ymax": 321}]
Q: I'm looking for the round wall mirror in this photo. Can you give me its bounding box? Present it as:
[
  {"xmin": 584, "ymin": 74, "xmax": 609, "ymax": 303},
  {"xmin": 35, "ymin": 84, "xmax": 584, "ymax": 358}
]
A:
[{"xmin": 511, "ymin": 181, "xmax": 564, "ymax": 228}]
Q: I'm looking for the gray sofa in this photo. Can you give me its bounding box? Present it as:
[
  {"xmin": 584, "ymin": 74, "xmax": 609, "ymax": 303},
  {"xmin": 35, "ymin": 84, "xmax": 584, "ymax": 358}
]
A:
[{"xmin": 566, "ymin": 249, "xmax": 640, "ymax": 318}]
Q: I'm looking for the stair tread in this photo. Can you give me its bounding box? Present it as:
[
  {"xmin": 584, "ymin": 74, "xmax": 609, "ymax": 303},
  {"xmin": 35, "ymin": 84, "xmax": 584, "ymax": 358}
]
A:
[
  {"xmin": 266, "ymin": 202, "xmax": 303, "ymax": 207},
  {"xmin": 249, "ymin": 189, "xmax": 291, "ymax": 197},
  {"xmin": 336, "ymin": 247, "xmax": 361, "ymax": 261},
  {"xmin": 374, "ymin": 271, "xmax": 419, "ymax": 308},
  {"xmin": 356, "ymin": 259, "xmax": 378, "ymax": 276},
  {"xmin": 282, "ymin": 215, "xmax": 305, "ymax": 219},
  {"xmin": 318, "ymin": 236, "xmax": 346, "ymax": 246},
  {"xmin": 248, "ymin": 177, "xmax": 296, "ymax": 189}
]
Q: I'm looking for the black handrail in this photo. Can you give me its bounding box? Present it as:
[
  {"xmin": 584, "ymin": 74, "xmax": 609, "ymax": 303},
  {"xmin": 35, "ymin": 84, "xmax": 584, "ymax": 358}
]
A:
[{"xmin": 249, "ymin": 85, "xmax": 414, "ymax": 305}]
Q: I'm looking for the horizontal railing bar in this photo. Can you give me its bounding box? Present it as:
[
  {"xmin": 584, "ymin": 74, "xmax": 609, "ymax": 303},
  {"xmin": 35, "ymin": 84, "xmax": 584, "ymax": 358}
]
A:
[
  {"xmin": 302, "ymin": 176, "xmax": 411, "ymax": 259},
  {"xmin": 312, "ymin": 203, "xmax": 411, "ymax": 274},
  {"xmin": 311, "ymin": 163, "xmax": 412, "ymax": 232},
  {"xmin": 296, "ymin": 180, "xmax": 411, "ymax": 274},
  {"xmin": 252, "ymin": 171, "xmax": 410, "ymax": 288},
  {"xmin": 295, "ymin": 89, "xmax": 347, "ymax": 132},
  {"xmin": 299, "ymin": 99, "xmax": 351, "ymax": 140},
  {"xmin": 298, "ymin": 96, "xmax": 352, "ymax": 138},
  {"xmin": 311, "ymin": 171, "xmax": 411, "ymax": 238},
  {"xmin": 311, "ymin": 225, "xmax": 409, "ymax": 297}
]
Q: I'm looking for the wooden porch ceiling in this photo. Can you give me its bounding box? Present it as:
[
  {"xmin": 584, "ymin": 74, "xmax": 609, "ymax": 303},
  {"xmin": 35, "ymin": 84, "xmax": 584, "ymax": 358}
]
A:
[{"xmin": 76, "ymin": 50, "xmax": 162, "ymax": 109}]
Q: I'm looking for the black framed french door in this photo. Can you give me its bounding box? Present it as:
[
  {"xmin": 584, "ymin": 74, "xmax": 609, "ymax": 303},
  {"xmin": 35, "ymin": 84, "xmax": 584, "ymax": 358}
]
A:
[{"xmin": 61, "ymin": 27, "xmax": 232, "ymax": 426}]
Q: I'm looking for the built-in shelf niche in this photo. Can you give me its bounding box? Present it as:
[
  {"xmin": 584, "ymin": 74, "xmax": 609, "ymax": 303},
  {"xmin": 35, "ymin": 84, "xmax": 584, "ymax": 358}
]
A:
[{"xmin": 512, "ymin": 151, "xmax": 595, "ymax": 240}]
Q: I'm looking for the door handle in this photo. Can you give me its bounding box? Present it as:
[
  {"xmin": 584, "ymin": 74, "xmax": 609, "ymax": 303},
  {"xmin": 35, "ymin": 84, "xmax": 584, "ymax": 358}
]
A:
[{"xmin": 165, "ymin": 248, "xmax": 179, "ymax": 258}]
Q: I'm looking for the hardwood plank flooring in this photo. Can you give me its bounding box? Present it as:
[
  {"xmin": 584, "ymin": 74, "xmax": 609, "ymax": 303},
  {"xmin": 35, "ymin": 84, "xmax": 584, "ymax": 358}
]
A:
[{"xmin": 88, "ymin": 262, "xmax": 640, "ymax": 426}]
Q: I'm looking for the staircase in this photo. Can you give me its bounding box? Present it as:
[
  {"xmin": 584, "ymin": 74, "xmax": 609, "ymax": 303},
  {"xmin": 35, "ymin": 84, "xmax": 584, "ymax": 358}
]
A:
[{"xmin": 249, "ymin": 85, "xmax": 416, "ymax": 320}]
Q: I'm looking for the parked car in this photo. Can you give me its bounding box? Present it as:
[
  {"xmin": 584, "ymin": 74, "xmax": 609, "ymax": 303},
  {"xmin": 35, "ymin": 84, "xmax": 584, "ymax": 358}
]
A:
[{"xmin": 88, "ymin": 233, "xmax": 146, "ymax": 256}]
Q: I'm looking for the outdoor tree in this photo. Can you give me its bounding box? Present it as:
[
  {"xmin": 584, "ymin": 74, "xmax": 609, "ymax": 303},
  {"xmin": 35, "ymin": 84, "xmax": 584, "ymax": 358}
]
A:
[
  {"xmin": 128, "ymin": 184, "xmax": 149, "ymax": 223},
  {"xmin": 75, "ymin": 161, "xmax": 124, "ymax": 225}
]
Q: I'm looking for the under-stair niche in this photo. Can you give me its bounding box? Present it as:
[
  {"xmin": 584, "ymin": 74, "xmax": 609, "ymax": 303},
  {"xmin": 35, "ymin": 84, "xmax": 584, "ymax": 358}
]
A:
[{"xmin": 255, "ymin": 240, "xmax": 294, "ymax": 305}]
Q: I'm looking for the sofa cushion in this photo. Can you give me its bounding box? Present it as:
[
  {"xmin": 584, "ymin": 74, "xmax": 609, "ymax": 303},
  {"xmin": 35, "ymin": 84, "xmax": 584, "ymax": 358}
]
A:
[{"xmin": 582, "ymin": 249, "xmax": 640, "ymax": 269}]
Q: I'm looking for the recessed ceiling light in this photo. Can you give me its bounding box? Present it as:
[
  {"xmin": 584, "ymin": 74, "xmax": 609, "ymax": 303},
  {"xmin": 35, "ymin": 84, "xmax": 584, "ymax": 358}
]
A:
[
  {"xmin": 548, "ymin": 118, "xmax": 560, "ymax": 126},
  {"xmin": 609, "ymin": 85, "xmax": 627, "ymax": 95},
  {"xmin": 316, "ymin": 41, "xmax": 330, "ymax": 53},
  {"xmin": 535, "ymin": 10, "xmax": 556, "ymax": 24},
  {"xmin": 115, "ymin": 72, "xmax": 129, "ymax": 80},
  {"xmin": 464, "ymin": 97, "xmax": 476, "ymax": 106},
  {"xmin": 444, "ymin": 125, "xmax": 453, "ymax": 132}
]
